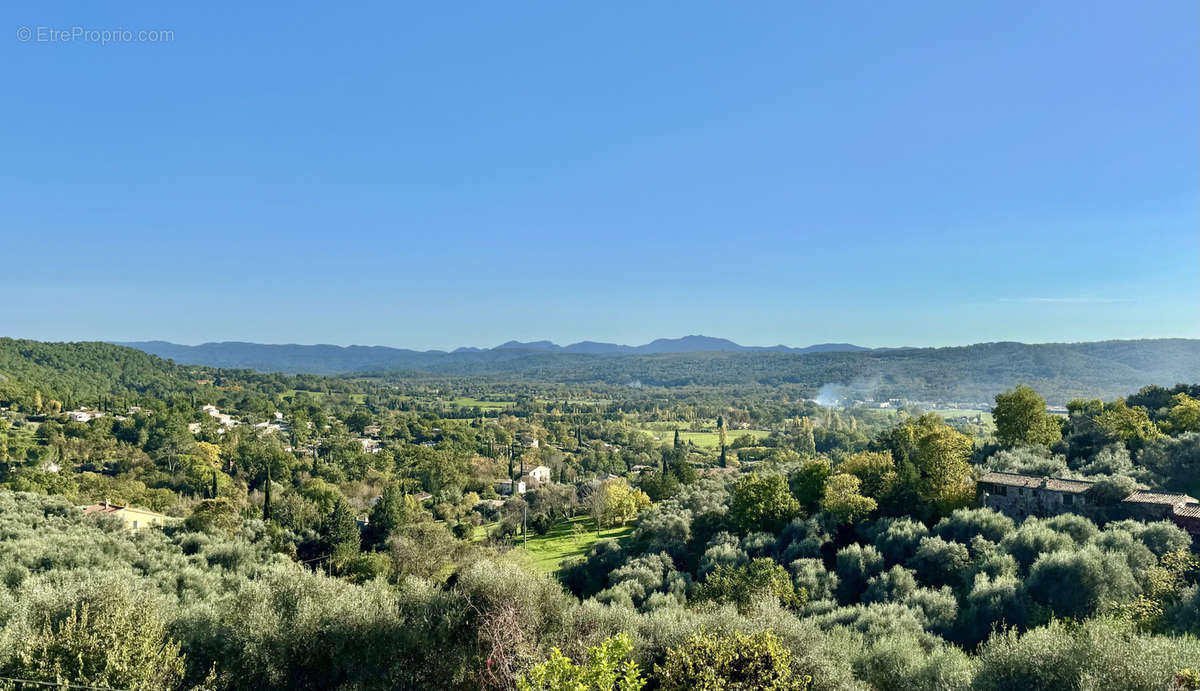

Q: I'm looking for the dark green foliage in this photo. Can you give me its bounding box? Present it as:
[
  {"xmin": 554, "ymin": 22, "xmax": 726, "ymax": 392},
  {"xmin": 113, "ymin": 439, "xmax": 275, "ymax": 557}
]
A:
[
  {"xmin": 122, "ymin": 339, "xmax": 1200, "ymax": 404},
  {"xmin": 835, "ymin": 544, "xmax": 885, "ymax": 605},
  {"xmin": 906, "ymin": 537, "xmax": 970, "ymax": 590},
  {"xmin": 729, "ymin": 473, "xmax": 802, "ymax": 534},
  {"xmin": 872, "ymin": 518, "xmax": 929, "ymax": 565},
  {"xmin": 560, "ymin": 539, "xmax": 627, "ymax": 598},
  {"xmin": 655, "ymin": 629, "xmax": 811, "ymax": 691},
  {"xmin": 1023, "ymin": 547, "xmax": 1138, "ymax": 619},
  {"xmin": 993, "ymin": 385, "xmax": 1062, "ymax": 447},
  {"xmin": 321, "ymin": 498, "xmax": 361, "ymax": 564},
  {"xmin": 697, "ymin": 558, "xmax": 803, "ymax": 611},
  {"xmin": 933, "ymin": 508, "xmax": 1014, "ymax": 545},
  {"xmin": 973, "ymin": 618, "xmax": 1200, "ymax": 691}
]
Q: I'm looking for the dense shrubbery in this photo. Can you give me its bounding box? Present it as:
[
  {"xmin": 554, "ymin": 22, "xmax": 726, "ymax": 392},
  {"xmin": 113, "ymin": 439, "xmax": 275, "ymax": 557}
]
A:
[{"xmin": 3, "ymin": 486, "xmax": 1195, "ymax": 690}]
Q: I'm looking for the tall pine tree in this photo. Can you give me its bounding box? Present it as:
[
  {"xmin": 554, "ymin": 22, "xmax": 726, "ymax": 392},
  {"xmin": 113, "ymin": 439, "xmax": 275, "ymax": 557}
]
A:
[{"xmin": 262, "ymin": 464, "xmax": 272, "ymax": 521}]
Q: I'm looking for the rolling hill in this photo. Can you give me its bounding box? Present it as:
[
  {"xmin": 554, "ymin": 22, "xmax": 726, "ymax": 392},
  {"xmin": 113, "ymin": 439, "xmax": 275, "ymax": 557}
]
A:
[{"xmin": 110, "ymin": 337, "xmax": 1200, "ymax": 404}]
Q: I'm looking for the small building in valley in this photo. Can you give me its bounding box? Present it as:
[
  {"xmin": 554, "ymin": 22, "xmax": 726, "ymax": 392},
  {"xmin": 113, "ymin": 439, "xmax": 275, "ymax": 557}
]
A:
[
  {"xmin": 977, "ymin": 472, "xmax": 1094, "ymax": 519},
  {"xmin": 978, "ymin": 471, "xmax": 1200, "ymax": 536},
  {"xmin": 81, "ymin": 501, "xmax": 168, "ymax": 531},
  {"xmin": 1122, "ymin": 491, "xmax": 1199, "ymax": 522},
  {"xmin": 495, "ymin": 479, "xmax": 526, "ymax": 496}
]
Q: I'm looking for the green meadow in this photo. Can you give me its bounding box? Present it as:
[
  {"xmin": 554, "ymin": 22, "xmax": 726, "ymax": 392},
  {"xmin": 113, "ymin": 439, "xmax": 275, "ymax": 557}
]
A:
[{"xmin": 476, "ymin": 514, "xmax": 634, "ymax": 574}]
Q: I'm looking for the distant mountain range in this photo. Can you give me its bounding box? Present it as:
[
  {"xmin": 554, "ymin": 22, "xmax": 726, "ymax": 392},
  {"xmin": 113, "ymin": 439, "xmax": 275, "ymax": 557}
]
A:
[
  {"xmin": 15, "ymin": 336, "xmax": 1200, "ymax": 404},
  {"xmin": 114, "ymin": 336, "xmax": 870, "ymax": 375}
]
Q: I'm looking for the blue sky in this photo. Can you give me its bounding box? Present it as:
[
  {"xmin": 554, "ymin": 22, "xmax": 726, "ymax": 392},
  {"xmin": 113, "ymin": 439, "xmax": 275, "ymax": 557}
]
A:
[{"xmin": 4, "ymin": 1, "xmax": 1196, "ymax": 350}]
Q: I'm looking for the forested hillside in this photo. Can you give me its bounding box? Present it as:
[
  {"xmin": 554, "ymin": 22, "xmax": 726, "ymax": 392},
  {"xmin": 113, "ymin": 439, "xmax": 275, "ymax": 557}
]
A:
[
  {"xmin": 120, "ymin": 338, "xmax": 1200, "ymax": 403},
  {"xmin": 0, "ymin": 338, "xmax": 195, "ymax": 404}
]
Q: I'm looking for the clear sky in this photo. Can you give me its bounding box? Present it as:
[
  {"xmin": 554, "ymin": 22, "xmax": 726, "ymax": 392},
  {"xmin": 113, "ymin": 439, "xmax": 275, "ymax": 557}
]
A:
[{"xmin": 4, "ymin": 2, "xmax": 1197, "ymax": 350}]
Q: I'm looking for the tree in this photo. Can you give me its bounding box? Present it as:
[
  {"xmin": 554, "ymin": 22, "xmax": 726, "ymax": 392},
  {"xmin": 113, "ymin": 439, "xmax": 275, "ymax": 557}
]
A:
[
  {"xmin": 1096, "ymin": 400, "xmax": 1161, "ymax": 446},
  {"xmin": 1023, "ymin": 546, "xmax": 1137, "ymax": 619},
  {"xmin": 836, "ymin": 451, "xmax": 897, "ymax": 500},
  {"xmin": 184, "ymin": 497, "xmax": 240, "ymax": 535},
  {"xmin": 912, "ymin": 423, "xmax": 975, "ymax": 516},
  {"xmin": 345, "ymin": 409, "xmax": 373, "ymax": 434},
  {"xmin": 519, "ymin": 633, "xmax": 644, "ymax": 691},
  {"xmin": 655, "ymin": 630, "xmax": 810, "ymax": 691},
  {"xmin": 1085, "ymin": 475, "xmax": 1138, "ymax": 506},
  {"xmin": 263, "ymin": 463, "xmax": 272, "ymax": 521},
  {"xmin": 905, "ymin": 536, "xmax": 970, "ymax": 589},
  {"xmin": 696, "ymin": 557, "xmax": 804, "ymax": 611},
  {"xmin": 718, "ymin": 416, "xmax": 728, "ymax": 468},
  {"xmin": 591, "ymin": 479, "xmax": 650, "ymax": 531},
  {"xmin": 729, "ymin": 473, "xmax": 802, "ymax": 534},
  {"xmin": 819, "ymin": 474, "xmax": 876, "ymax": 525},
  {"xmin": 9, "ymin": 586, "xmax": 186, "ymax": 690},
  {"xmin": 195, "ymin": 440, "xmax": 222, "ymax": 468},
  {"xmin": 875, "ymin": 414, "xmax": 974, "ymax": 518},
  {"xmin": 321, "ymin": 498, "xmax": 361, "ymax": 566},
  {"xmin": 1165, "ymin": 394, "xmax": 1200, "ymax": 434},
  {"xmin": 836, "ymin": 543, "xmax": 885, "ymax": 604},
  {"xmin": 365, "ymin": 483, "xmax": 428, "ymax": 548},
  {"xmin": 993, "ymin": 385, "xmax": 1062, "ymax": 447},
  {"xmin": 789, "ymin": 458, "xmax": 831, "ymax": 513}
]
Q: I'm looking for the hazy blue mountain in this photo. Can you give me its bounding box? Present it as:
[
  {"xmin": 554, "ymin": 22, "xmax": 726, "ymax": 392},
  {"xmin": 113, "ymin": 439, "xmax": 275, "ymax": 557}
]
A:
[
  {"xmin": 115, "ymin": 336, "xmax": 870, "ymax": 374},
  {"xmin": 493, "ymin": 340, "xmax": 560, "ymax": 351},
  {"xmin": 42, "ymin": 337, "xmax": 1200, "ymax": 403},
  {"xmin": 787, "ymin": 343, "xmax": 872, "ymax": 354},
  {"xmin": 562, "ymin": 341, "xmax": 630, "ymax": 354},
  {"xmin": 635, "ymin": 335, "xmax": 744, "ymax": 353}
]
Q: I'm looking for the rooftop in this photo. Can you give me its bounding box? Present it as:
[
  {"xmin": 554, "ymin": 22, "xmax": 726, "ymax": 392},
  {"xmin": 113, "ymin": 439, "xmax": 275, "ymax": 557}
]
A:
[
  {"xmin": 1124, "ymin": 491, "xmax": 1198, "ymax": 506},
  {"xmin": 977, "ymin": 472, "xmax": 1094, "ymax": 494},
  {"xmin": 1172, "ymin": 503, "xmax": 1200, "ymax": 519}
]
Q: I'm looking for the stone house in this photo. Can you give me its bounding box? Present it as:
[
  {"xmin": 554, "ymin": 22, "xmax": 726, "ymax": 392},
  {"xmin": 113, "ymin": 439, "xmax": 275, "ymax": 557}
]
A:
[
  {"xmin": 978, "ymin": 471, "xmax": 1200, "ymax": 536},
  {"xmin": 977, "ymin": 472, "xmax": 1095, "ymax": 519}
]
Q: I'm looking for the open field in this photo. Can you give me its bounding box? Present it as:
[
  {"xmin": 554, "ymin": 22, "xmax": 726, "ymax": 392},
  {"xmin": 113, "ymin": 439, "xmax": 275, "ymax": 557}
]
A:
[
  {"xmin": 451, "ymin": 397, "xmax": 515, "ymax": 409},
  {"xmin": 924, "ymin": 408, "xmax": 994, "ymax": 425},
  {"xmin": 643, "ymin": 427, "xmax": 771, "ymax": 449},
  {"xmin": 283, "ymin": 389, "xmax": 366, "ymax": 403},
  {"xmin": 476, "ymin": 514, "xmax": 634, "ymax": 574}
]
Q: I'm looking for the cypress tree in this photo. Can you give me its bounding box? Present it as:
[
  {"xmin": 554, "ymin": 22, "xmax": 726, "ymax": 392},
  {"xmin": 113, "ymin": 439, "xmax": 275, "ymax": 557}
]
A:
[
  {"xmin": 673, "ymin": 429, "xmax": 681, "ymax": 449},
  {"xmin": 263, "ymin": 465, "xmax": 272, "ymax": 521},
  {"xmin": 718, "ymin": 416, "xmax": 727, "ymax": 467},
  {"xmin": 211, "ymin": 471, "xmax": 219, "ymax": 499}
]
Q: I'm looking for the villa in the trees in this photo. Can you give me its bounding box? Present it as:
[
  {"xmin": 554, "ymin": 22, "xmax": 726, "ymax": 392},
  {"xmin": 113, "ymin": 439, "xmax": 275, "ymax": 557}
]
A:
[{"xmin": 978, "ymin": 471, "xmax": 1200, "ymax": 534}]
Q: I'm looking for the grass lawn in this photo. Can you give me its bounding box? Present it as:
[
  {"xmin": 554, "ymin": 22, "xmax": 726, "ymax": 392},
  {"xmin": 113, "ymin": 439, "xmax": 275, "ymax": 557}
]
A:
[
  {"xmin": 450, "ymin": 397, "xmax": 514, "ymax": 409},
  {"xmin": 476, "ymin": 515, "xmax": 634, "ymax": 574},
  {"xmin": 643, "ymin": 427, "xmax": 771, "ymax": 449},
  {"xmin": 925, "ymin": 408, "xmax": 994, "ymax": 425},
  {"xmin": 282, "ymin": 389, "xmax": 366, "ymax": 403}
]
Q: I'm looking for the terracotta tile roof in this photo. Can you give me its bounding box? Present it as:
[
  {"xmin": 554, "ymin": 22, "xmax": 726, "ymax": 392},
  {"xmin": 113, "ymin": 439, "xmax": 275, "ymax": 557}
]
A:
[
  {"xmin": 1125, "ymin": 491, "xmax": 1197, "ymax": 506},
  {"xmin": 977, "ymin": 472, "xmax": 1094, "ymax": 493},
  {"xmin": 82, "ymin": 503, "xmax": 125, "ymax": 515},
  {"xmin": 1173, "ymin": 503, "xmax": 1200, "ymax": 519},
  {"xmin": 81, "ymin": 503, "xmax": 166, "ymax": 518}
]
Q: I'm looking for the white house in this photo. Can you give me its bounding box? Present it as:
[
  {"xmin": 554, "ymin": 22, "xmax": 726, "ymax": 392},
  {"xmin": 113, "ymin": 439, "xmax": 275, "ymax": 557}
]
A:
[
  {"xmin": 528, "ymin": 465, "xmax": 551, "ymax": 484},
  {"xmin": 67, "ymin": 409, "xmax": 103, "ymax": 423},
  {"xmin": 495, "ymin": 479, "xmax": 526, "ymax": 495}
]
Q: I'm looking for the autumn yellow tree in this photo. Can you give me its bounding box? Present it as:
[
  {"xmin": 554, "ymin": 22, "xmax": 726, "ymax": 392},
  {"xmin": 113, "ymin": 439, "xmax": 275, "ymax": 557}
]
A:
[{"xmin": 590, "ymin": 479, "xmax": 650, "ymax": 532}]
